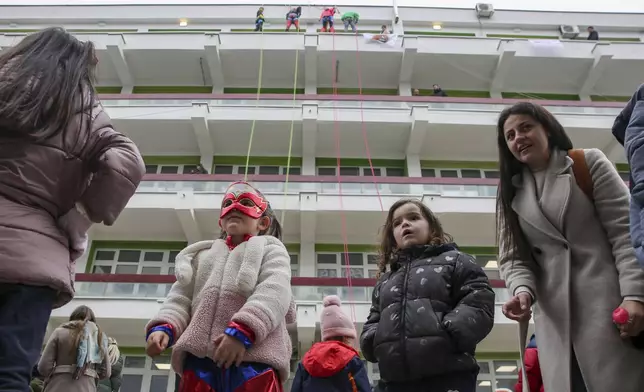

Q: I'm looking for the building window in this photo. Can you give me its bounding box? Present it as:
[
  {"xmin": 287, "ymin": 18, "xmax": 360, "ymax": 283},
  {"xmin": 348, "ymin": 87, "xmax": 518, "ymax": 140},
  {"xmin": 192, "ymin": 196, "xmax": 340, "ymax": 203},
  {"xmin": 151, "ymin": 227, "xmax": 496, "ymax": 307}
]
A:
[
  {"xmin": 421, "ymin": 168, "xmax": 499, "ymax": 179},
  {"xmin": 290, "ymin": 253, "xmax": 299, "ymax": 277},
  {"xmin": 316, "ymin": 166, "xmax": 402, "ymax": 177},
  {"xmin": 145, "ymin": 164, "xmax": 200, "ymax": 175},
  {"xmin": 315, "ymin": 252, "xmax": 379, "ymax": 279},
  {"xmin": 212, "ymin": 165, "xmax": 300, "ymax": 176},
  {"xmin": 315, "ymin": 252, "xmax": 378, "ymax": 301},
  {"xmin": 122, "ymin": 355, "xmax": 175, "ymax": 392},
  {"xmin": 92, "ymin": 248, "xmax": 178, "ymax": 276},
  {"xmin": 618, "ymin": 171, "xmax": 630, "ymax": 181},
  {"xmin": 89, "ymin": 248, "xmax": 179, "ymax": 298}
]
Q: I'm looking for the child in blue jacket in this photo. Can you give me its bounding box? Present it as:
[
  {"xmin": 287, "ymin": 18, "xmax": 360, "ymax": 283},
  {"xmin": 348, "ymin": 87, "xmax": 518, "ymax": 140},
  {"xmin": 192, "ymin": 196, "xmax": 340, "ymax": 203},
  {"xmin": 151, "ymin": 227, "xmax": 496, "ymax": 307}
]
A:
[{"xmin": 291, "ymin": 295, "xmax": 371, "ymax": 392}]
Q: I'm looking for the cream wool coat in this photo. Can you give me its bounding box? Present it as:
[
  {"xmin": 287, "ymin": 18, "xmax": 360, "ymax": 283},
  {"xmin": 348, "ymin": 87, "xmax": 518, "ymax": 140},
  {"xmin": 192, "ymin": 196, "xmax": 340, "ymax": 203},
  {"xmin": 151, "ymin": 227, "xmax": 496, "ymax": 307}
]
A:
[
  {"xmin": 147, "ymin": 236, "xmax": 296, "ymax": 382},
  {"xmin": 499, "ymin": 148, "xmax": 644, "ymax": 392}
]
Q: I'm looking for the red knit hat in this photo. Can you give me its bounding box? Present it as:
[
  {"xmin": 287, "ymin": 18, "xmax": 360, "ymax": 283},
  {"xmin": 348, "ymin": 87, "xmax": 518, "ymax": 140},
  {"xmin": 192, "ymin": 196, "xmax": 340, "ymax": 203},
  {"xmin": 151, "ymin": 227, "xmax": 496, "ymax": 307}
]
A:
[{"xmin": 321, "ymin": 295, "xmax": 357, "ymax": 345}]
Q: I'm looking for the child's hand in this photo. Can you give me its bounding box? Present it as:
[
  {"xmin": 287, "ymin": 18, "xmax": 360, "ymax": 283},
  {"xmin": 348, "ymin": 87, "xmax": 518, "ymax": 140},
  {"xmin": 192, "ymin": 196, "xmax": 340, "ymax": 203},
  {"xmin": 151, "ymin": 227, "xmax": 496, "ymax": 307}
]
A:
[
  {"xmin": 146, "ymin": 331, "xmax": 169, "ymax": 357},
  {"xmin": 213, "ymin": 334, "xmax": 246, "ymax": 369}
]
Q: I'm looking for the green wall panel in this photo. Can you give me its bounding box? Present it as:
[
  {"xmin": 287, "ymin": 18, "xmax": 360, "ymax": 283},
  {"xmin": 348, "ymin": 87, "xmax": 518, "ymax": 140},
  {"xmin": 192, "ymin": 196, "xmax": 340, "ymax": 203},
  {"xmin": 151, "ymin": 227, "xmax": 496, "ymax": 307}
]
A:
[
  {"xmin": 223, "ymin": 87, "xmax": 305, "ymax": 94},
  {"xmin": 488, "ymin": 34, "xmax": 559, "ymax": 39},
  {"xmin": 132, "ymin": 86, "xmax": 213, "ymax": 94},
  {"xmin": 96, "ymin": 86, "xmax": 123, "ymax": 94},
  {"xmin": 143, "ymin": 156, "xmax": 201, "ymax": 165},
  {"xmin": 405, "ymin": 31, "xmax": 476, "ymax": 37},
  {"xmin": 590, "ymin": 95, "xmax": 630, "ymax": 102},
  {"xmin": 502, "ymin": 92, "xmax": 580, "ymax": 101}
]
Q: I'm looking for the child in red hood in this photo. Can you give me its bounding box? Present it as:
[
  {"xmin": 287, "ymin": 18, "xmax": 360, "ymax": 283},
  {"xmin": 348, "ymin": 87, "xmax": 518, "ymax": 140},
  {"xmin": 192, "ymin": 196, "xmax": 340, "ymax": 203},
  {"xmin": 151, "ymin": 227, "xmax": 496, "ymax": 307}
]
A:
[{"xmin": 290, "ymin": 295, "xmax": 371, "ymax": 392}]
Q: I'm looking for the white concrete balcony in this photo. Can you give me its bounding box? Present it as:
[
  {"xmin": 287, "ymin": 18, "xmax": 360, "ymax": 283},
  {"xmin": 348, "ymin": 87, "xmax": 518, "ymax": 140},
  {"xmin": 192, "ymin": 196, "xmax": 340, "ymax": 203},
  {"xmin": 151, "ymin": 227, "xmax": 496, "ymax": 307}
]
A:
[
  {"xmin": 98, "ymin": 95, "xmax": 626, "ymax": 163},
  {"xmin": 90, "ymin": 175, "xmax": 498, "ymax": 246},
  {"xmin": 0, "ymin": 29, "xmax": 643, "ymax": 96},
  {"xmin": 49, "ymin": 274, "xmax": 527, "ymax": 355}
]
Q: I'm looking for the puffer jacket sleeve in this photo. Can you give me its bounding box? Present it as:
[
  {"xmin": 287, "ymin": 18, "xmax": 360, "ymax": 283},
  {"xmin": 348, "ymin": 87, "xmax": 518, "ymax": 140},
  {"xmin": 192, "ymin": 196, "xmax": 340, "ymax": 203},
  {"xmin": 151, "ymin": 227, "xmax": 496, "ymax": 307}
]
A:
[
  {"xmin": 81, "ymin": 108, "xmax": 145, "ymax": 225},
  {"xmin": 360, "ymin": 274, "xmax": 385, "ymax": 362},
  {"xmin": 624, "ymin": 87, "xmax": 644, "ymax": 206},
  {"xmin": 146, "ymin": 243, "xmax": 207, "ymax": 340},
  {"xmin": 442, "ymin": 253, "xmax": 495, "ymax": 353},
  {"xmin": 289, "ymin": 363, "xmax": 306, "ymax": 392},
  {"xmin": 585, "ymin": 148, "xmax": 644, "ymax": 297},
  {"xmin": 230, "ymin": 240, "xmax": 292, "ymax": 344},
  {"xmin": 347, "ymin": 357, "xmax": 372, "ymax": 392}
]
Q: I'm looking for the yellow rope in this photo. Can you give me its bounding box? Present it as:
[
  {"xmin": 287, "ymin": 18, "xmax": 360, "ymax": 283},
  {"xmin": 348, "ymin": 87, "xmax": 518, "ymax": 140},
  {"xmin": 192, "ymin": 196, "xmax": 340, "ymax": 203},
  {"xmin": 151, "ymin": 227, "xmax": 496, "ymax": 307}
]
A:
[
  {"xmin": 243, "ymin": 25, "xmax": 266, "ymax": 181},
  {"xmin": 280, "ymin": 25, "xmax": 301, "ymax": 226}
]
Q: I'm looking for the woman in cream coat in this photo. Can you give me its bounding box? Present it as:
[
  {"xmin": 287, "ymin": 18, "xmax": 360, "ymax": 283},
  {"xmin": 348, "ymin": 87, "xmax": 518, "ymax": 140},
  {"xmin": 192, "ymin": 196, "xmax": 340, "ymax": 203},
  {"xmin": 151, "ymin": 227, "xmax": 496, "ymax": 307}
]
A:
[{"xmin": 496, "ymin": 102, "xmax": 644, "ymax": 392}]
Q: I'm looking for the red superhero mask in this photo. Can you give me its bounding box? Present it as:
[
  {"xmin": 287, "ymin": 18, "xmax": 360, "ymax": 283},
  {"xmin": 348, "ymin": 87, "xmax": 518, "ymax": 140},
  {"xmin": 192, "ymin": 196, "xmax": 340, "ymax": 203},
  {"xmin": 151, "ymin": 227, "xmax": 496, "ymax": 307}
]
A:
[{"xmin": 219, "ymin": 182, "xmax": 268, "ymax": 225}]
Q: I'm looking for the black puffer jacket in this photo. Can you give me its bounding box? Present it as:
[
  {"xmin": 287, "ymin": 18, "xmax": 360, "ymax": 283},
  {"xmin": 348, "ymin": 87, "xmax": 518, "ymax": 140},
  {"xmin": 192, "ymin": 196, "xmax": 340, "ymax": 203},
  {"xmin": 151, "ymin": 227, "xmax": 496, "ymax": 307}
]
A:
[{"xmin": 360, "ymin": 244, "xmax": 495, "ymax": 383}]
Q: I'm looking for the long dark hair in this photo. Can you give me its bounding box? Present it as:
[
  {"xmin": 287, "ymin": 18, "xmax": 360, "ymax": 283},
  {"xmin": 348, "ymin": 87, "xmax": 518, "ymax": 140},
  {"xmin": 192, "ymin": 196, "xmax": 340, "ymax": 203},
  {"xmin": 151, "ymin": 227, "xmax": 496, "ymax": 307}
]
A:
[
  {"xmin": 377, "ymin": 198, "xmax": 453, "ymax": 277},
  {"xmin": 0, "ymin": 27, "xmax": 97, "ymax": 142},
  {"xmin": 496, "ymin": 102, "xmax": 573, "ymax": 259},
  {"xmin": 67, "ymin": 305, "xmax": 105, "ymax": 358},
  {"xmin": 219, "ymin": 186, "xmax": 283, "ymax": 240}
]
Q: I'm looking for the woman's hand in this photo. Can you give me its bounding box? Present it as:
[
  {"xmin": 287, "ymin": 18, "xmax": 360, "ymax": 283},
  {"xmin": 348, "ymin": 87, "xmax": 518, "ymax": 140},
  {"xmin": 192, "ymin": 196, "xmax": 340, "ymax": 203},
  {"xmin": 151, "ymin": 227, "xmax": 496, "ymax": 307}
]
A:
[
  {"xmin": 146, "ymin": 331, "xmax": 169, "ymax": 357},
  {"xmin": 617, "ymin": 300, "xmax": 644, "ymax": 337},
  {"xmin": 213, "ymin": 334, "xmax": 246, "ymax": 369},
  {"xmin": 502, "ymin": 292, "xmax": 533, "ymax": 322}
]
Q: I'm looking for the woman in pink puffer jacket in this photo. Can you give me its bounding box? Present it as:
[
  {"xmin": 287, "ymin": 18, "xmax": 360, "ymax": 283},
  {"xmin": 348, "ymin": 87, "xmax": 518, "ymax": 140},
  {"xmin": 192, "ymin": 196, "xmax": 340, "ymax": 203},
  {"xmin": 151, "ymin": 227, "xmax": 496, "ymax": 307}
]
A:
[{"xmin": 0, "ymin": 27, "xmax": 145, "ymax": 391}]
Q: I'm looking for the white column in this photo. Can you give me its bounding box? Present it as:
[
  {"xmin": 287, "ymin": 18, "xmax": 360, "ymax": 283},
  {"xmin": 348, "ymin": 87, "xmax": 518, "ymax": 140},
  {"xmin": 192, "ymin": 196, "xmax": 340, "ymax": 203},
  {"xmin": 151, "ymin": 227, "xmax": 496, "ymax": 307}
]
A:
[
  {"xmin": 302, "ymin": 104, "xmax": 318, "ymax": 175},
  {"xmin": 490, "ymin": 46, "xmax": 516, "ymax": 97},
  {"xmin": 406, "ymin": 154, "xmax": 422, "ymax": 177},
  {"xmin": 106, "ymin": 35, "xmax": 134, "ymax": 92},
  {"xmin": 399, "ymin": 36, "xmax": 417, "ymax": 96},
  {"xmin": 304, "ymin": 34, "xmax": 319, "ymax": 95},
  {"xmin": 579, "ymin": 54, "xmax": 613, "ymax": 100},
  {"xmin": 204, "ymin": 34, "xmax": 225, "ymax": 94},
  {"xmin": 191, "ymin": 103, "xmax": 214, "ymax": 173}
]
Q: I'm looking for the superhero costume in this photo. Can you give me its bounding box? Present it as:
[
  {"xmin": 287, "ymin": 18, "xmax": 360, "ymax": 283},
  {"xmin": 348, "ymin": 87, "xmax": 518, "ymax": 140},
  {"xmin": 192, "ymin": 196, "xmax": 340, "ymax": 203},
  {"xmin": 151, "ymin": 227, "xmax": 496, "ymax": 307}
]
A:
[{"xmin": 147, "ymin": 182, "xmax": 283, "ymax": 392}]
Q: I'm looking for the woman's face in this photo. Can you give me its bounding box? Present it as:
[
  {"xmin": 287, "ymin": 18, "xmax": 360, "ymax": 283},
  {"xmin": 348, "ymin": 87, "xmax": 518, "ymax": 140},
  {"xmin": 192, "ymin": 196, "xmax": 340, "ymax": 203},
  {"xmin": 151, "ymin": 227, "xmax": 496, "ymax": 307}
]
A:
[{"xmin": 503, "ymin": 114, "xmax": 551, "ymax": 170}]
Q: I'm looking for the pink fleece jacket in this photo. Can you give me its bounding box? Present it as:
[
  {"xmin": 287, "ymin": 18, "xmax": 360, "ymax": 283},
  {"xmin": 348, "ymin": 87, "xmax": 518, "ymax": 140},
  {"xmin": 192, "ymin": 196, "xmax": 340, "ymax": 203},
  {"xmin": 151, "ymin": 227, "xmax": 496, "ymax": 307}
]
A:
[{"xmin": 146, "ymin": 236, "xmax": 296, "ymax": 381}]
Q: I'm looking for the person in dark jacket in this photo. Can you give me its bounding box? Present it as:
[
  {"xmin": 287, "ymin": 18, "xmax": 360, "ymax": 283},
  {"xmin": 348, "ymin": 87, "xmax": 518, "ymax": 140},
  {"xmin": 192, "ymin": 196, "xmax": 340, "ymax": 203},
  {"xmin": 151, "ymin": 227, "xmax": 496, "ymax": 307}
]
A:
[
  {"xmin": 360, "ymin": 198, "xmax": 495, "ymax": 392},
  {"xmin": 515, "ymin": 334, "xmax": 544, "ymax": 392},
  {"xmin": 587, "ymin": 26, "xmax": 599, "ymax": 40},
  {"xmin": 291, "ymin": 295, "xmax": 371, "ymax": 392},
  {"xmin": 612, "ymin": 83, "xmax": 644, "ymax": 268},
  {"xmin": 432, "ymin": 84, "xmax": 448, "ymax": 97},
  {"xmin": 98, "ymin": 337, "xmax": 123, "ymax": 392}
]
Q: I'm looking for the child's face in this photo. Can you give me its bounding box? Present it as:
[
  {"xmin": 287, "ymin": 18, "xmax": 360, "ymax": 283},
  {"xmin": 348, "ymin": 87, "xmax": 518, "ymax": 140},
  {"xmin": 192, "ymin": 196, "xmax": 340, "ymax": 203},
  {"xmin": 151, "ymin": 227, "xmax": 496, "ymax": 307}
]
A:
[
  {"xmin": 221, "ymin": 211, "xmax": 270, "ymax": 237},
  {"xmin": 392, "ymin": 202, "xmax": 431, "ymax": 249},
  {"xmin": 219, "ymin": 182, "xmax": 270, "ymax": 237}
]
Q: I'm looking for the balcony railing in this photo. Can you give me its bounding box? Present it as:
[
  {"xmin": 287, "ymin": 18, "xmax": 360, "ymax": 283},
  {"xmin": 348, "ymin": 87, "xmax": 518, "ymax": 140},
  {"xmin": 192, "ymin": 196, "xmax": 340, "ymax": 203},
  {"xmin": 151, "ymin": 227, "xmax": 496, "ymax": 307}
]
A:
[
  {"xmin": 138, "ymin": 174, "xmax": 499, "ymax": 198},
  {"xmin": 99, "ymin": 93, "xmax": 626, "ymax": 115},
  {"xmin": 74, "ymin": 274, "xmax": 509, "ymax": 302}
]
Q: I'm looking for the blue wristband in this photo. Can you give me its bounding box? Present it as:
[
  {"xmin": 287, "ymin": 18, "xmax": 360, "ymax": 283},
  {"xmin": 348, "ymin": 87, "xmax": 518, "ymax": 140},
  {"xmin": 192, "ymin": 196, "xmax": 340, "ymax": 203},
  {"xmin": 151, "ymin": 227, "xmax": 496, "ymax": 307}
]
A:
[
  {"xmin": 225, "ymin": 327, "xmax": 253, "ymax": 349},
  {"xmin": 147, "ymin": 325, "xmax": 175, "ymax": 347}
]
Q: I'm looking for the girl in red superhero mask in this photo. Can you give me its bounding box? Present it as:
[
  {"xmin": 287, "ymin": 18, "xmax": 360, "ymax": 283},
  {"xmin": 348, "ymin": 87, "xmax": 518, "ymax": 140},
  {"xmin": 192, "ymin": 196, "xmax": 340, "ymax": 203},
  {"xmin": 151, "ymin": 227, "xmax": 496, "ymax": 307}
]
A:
[{"xmin": 145, "ymin": 181, "xmax": 296, "ymax": 392}]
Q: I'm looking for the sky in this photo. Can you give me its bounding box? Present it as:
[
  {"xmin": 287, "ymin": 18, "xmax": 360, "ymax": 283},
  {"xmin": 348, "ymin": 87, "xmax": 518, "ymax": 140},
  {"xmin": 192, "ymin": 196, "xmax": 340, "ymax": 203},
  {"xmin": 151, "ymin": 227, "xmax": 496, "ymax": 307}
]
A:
[{"xmin": 1, "ymin": 0, "xmax": 643, "ymax": 13}]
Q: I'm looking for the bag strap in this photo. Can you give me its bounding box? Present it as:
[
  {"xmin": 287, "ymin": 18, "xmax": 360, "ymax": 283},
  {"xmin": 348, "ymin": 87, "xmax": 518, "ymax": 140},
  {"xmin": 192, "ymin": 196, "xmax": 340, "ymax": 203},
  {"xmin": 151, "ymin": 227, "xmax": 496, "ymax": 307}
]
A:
[
  {"xmin": 518, "ymin": 320, "xmax": 530, "ymax": 392},
  {"xmin": 568, "ymin": 149, "xmax": 593, "ymax": 201}
]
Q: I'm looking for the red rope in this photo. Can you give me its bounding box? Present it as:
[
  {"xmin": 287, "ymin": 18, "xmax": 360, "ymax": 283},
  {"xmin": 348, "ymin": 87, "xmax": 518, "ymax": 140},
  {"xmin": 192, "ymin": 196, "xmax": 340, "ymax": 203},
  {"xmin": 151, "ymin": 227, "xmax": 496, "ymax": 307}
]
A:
[
  {"xmin": 330, "ymin": 26, "xmax": 356, "ymax": 323},
  {"xmin": 353, "ymin": 31, "xmax": 385, "ymax": 213}
]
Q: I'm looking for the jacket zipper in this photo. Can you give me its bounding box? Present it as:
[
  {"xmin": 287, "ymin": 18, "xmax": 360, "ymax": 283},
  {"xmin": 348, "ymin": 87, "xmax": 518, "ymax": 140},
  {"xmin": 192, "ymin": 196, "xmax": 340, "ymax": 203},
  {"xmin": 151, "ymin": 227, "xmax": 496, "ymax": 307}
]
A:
[{"xmin": 400, "ymin": 259, "xmax": 411, "ymax": 378}]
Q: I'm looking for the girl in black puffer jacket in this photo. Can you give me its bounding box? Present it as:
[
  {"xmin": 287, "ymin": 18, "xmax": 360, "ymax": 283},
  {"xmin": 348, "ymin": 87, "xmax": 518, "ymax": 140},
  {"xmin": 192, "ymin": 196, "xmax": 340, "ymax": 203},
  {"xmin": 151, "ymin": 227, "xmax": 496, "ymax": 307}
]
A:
[{"xmin": 360, "ymin": 199, "xmax": 495, "ymax": 392}]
